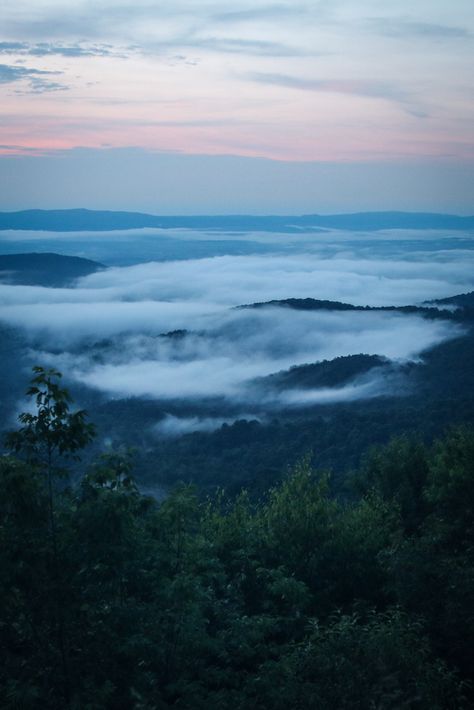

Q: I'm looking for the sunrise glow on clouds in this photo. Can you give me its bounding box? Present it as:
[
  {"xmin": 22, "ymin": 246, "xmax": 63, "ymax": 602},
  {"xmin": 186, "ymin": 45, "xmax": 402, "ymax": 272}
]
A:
[
  {"xmin": 1, "ymin": 0, "xmax": 473, "ymax": 161},
  {"xmin": 0, "ymin": 0, "xmax": 473, "ymax": 211}
]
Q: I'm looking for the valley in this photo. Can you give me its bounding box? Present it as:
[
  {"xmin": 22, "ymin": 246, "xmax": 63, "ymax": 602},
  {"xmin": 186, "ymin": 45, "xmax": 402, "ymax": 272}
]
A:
[{"xmin": 1, "ymin": 221, "xmax": 473, "ymax": 496}]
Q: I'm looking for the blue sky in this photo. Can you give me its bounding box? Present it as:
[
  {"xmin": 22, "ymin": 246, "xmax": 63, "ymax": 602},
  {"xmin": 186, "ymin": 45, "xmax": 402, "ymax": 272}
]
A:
[{"xmin": 0, "ymin": 0, "xmax": 473, "ymax": 213}]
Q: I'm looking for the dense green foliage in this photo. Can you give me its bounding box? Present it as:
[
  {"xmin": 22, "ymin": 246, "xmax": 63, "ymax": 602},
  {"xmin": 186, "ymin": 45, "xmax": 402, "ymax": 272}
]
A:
[{"xmin": 1, "ymin": 369, "xmax": 473, "ymax": 708}]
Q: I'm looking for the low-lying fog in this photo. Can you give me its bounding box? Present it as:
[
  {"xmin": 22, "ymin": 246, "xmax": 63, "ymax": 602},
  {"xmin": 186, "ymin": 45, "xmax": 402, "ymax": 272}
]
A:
[
  {"xmin": 26, "ymin": 308, "xmax": 459, "ymax": 402},
  {"xmin": 1, "ymin": 228, "xmax": 473, "ymax": 433}
]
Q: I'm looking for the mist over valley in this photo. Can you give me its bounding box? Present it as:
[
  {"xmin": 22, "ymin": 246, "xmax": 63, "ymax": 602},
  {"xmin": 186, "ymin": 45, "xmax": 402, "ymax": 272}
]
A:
[{"xmin": 1, "ymin": 214, "xmax": 473, "ymax": 492}]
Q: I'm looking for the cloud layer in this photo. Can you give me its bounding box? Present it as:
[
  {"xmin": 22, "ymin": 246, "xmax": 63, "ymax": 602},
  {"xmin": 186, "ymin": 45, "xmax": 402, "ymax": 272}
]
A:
[
  {"xmin": 1, "ymin": 233, "xmax": 470, "ymax": 421},
  {"xmin": 49, "ymin": 309, "xmax": 457, "ymax": 403}
]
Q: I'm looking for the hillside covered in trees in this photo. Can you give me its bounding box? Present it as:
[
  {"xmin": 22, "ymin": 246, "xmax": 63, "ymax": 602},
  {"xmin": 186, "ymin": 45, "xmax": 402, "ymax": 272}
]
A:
[{"xmin": 1, "ymin": 367, "xmax": 473, "ymax": 708}]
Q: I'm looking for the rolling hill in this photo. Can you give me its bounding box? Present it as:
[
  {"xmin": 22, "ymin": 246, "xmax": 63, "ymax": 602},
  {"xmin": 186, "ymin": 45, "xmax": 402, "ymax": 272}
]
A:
[{"xmin": 0, "ymin": 252, "xmax": 105, "ymax": 287}]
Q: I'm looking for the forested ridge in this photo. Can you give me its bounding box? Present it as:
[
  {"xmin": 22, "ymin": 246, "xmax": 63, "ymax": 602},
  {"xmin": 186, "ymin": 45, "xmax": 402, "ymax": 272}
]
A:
[{"xmin": 1, "ymin": 368, "xmax": 473, "ymax": 708}]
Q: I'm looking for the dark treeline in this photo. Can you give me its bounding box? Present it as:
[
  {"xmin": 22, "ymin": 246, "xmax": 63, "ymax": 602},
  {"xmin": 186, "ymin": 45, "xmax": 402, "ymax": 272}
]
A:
[{"xmin": 1, "ymin": 368, "xmax": 473, "ymax": 708}]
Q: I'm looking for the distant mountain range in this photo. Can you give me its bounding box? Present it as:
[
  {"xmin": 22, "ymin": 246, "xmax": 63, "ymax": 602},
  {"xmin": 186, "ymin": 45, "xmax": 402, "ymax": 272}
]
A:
[
  {"xmin": 0, "ymin": 209, "xmax": 473, "ymax": 232},
  {"xmin": 0, "ymin": 252, "xmax": 104, "ymax": 287}
]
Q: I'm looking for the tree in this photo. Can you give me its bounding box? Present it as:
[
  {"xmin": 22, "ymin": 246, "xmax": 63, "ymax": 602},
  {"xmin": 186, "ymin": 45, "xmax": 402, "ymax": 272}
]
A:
[
  {"xmin": 6, "ymin": 365, "xmax": 95, "ymax": 545},
  {"xmin": 5, "ymin": 366, "xmax": 95, "ymax": 706},
  {"xmin": 6, "ymin": 366, "xmax": 95, "ymax": 472},
  {"xmin": 6, "ymin": 364, "xmax": 95, "ymax": 578}
]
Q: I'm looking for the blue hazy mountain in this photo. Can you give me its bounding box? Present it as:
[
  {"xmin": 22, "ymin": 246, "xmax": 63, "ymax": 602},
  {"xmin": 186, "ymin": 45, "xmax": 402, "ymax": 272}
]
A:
[
  {"xmin": 0, "ymin": 252, "xmax": 104, "ymax": 286},
  {"xmin": 1, "ymin": 208, "xmax": 473, "ymax": 232}
]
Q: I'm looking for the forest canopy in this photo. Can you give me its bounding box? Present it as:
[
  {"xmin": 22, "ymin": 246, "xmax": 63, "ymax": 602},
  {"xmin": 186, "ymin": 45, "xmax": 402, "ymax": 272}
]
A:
[{"xmin": 1, "ymin": 368, "xmax": 473, "ymax": 708}]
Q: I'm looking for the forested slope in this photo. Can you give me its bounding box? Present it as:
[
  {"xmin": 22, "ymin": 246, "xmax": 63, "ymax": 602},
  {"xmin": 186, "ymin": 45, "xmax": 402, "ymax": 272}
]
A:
[{"xmin": 1, "ymin": 368, "xmax": 473, "ymax": 708}]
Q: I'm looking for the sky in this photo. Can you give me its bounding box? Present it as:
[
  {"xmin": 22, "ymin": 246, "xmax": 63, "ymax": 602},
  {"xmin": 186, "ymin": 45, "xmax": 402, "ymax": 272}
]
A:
[{"xmin": 0, "ymin": 0, "xmax": 473, "ymax": 213}]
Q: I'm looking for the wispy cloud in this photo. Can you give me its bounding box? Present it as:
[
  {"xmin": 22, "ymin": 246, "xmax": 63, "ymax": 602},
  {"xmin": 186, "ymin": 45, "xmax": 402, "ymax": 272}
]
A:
[
  {"xmin": 245, "ymin": 71, "xmax": 429, "ymax": 117},
  {"xmin": 153, "ymin": 413, "xmax": 261, "ymax": 436},
  {"xmin": 212, "ymin": 6, "xmax": 302, "ymax": 24},
  {"xmin": 246, "ymin": 72, "xmax": 407, "ymax": 101},
  {"xmin": 0, "ymin": 144, "xmax": 43, "ymax": 153},
  {"xmin": 190, "ymin": 37, "xmax": 305, "ymax": 57},
  {"xmin": 20, "ymin": 78, "xmax": 67, "ymax": 94},
  {"xmin": 0, "ymin": 63, "xmax": 51, "ymax": 83},
  {"xmin": 140, "ymin": 34, "xmax": 310, "ymax": 58},
  {"xmin": 0, "ymin": 41, "xmax": 123, "ymax": 58},
  {"xmin": 0, "ymin": 34, "xmax": 309, "ymax": 62},
  {"xmin": 367, "ymin": 18, "xmax": 471, "ymax": 40},
  {"xmin": 0, "ymin": 63, "xmax": 67, "ymax": 93}
]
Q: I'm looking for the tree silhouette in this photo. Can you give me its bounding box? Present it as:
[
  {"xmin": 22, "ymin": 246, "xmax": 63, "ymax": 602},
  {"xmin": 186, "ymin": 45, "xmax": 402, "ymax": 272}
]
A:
[{"xmin": 5, "ymin": 366, "xmax": 95, "ymax": 705}]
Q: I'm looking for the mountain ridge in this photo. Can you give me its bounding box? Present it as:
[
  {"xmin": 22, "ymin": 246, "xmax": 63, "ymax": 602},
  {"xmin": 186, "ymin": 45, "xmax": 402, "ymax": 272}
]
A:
[
  {"xmin": 1, "ymin": 208, "xmax": 473, "ymax": 232},
  {"xmin": 0, "ymin": 252, "xmax": 105, "ymax": 286}
]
